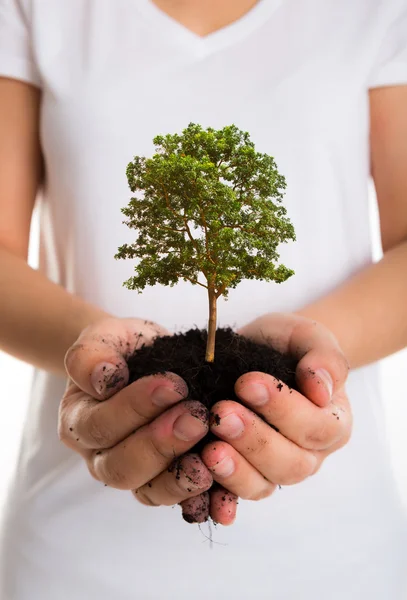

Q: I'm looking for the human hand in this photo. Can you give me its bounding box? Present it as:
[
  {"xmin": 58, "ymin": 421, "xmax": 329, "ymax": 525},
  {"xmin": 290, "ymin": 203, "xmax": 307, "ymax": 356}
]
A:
[
  {"xmin": 59, "ymin": 317, "xmax": 213, "ymax": 518},
  {"xmin": 201, "ymin": 313, "xmax": 352, "ymax": 502}
]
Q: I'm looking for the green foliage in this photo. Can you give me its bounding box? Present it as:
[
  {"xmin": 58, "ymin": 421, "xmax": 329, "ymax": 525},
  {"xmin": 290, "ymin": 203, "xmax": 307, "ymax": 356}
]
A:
[{"xmin": 116, "ymin": 123, "xmax": 295, "ymax": 298}]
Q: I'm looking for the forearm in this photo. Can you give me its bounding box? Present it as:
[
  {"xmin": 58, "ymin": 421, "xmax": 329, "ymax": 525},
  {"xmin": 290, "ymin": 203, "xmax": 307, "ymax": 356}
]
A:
[
  {"xmin": 296, "ymin": 239, "xmax": 407, "ymax": 369},
  {"xmin": 0, "ymin": 246, "xmax": 110, "ymax": 375}
]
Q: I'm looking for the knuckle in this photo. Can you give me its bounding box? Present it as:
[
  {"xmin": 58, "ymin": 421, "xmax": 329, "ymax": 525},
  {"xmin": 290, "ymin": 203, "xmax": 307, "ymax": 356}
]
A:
[
  {"xmin": 163, "ymin": 477, "xmax": 197, "ymax": 502},
  {"xmin": 280, "ymin": 454, "xmax": 315, "ymax": 485},
  {"xmin": 125, "ymin": 391, "xmax": 149, "ymax": 422},
  {"xmin": 97, "ymin": 455, "xmax": 130, "ymax": 490},
  {"xmin": 105, "ymin": 468, "xmax": 128, "ymax": 489},
  {"xmin": 245, "ymin": 484, "xmax": 275, "ymax": 502},
  {"xmin": 304, "ymin": 423, "xmax": 333, "ymax": 449},
  {"xmin": 244, "ymin": 437, "xmax": 270, "ymax": 461},
  {"xmin": 148, "ymin": 434, "xmax": 177, "ymax": 461},
  {"xmin": 81, "ymin": 411, "xmax": 115, "ymax": 449},
  {"xmin": 163, "ymin": 477, "xmax": 185, "ymax": 499},
  {"xmin": 132, "ymin": 488, "xmax": 160, "ymax": 507}
]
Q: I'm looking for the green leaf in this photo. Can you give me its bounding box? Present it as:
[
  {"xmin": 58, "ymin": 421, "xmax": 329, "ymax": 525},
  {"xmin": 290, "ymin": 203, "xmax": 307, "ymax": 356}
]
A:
[{"xmin": 116, "ymin": 123, "xmax": 296, "ymax": 298}]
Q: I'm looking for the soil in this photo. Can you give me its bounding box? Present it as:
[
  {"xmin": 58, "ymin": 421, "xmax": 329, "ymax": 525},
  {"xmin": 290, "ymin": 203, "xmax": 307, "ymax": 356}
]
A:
[
  {"xmin": 128, "ymin": 327, "xmax": 298, "ymax": 410},
  {"xmin": 127, "ymin": 327, "xmax": 299, "ymax": 522}
]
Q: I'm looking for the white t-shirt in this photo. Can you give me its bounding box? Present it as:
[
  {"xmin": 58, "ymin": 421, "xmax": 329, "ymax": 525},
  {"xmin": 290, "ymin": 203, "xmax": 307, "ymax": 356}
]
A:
[{"xmin": 1, "ymin": 1, "xmax": 407, "ymax": 598}]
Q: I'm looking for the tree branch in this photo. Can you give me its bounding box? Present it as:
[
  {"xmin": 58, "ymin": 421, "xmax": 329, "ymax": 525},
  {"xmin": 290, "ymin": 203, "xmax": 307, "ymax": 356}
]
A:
[
  {"xmin": 155, "ymin": 224, "xmax": 186, "ymax": 235},
  {"xmin": 158, "ymin": 180, "xmax": 201, "ymax": 257},
  {"xmin": 216, "ymin": 283, "xmax": 226, "ymax": 298},
  {"xmin": 192, "ymin": 180, "xmax": 216, "ymax": 266},
  {"xmin": 176, "ymin": 274, "xmax": 208, "ymax": 289}
]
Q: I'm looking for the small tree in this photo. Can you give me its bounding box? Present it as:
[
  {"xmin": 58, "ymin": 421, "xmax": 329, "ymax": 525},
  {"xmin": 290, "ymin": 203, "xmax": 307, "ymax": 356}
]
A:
[{"xmin": 116, "ymin": 123, "xmax": 295, "ymax": 363}]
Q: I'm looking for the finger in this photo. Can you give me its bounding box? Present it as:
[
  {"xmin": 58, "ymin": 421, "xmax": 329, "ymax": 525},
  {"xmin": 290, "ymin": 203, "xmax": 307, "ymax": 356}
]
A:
[
  {"xmin": 238, "ymin": 313, "xmax": 349, "ymax": 407},
  {"xmin": 180, "ymin": 492, "xmax": 210, "ymax": 524},
  {"xmin": 59, "ymin": 372, "xmax": 188, "ymax": 451},
  {"xmin": 210, "ymin": 401, "xmax": 317, "ymax": 485},
  {"xmin": 90, "ymin": 400, "xmax": 209, "ymax": 490},
  {"xmin": 202, "ymin": 440, "xmax": 276, "ymax": 500},
  {"xmin": 134, "ymin": 454, "xmax": 212, "ymax": 507},
  {"xmin": 210, "ymin": 487, "xmax": 238, "ymax": 526},
  {"xmin": 235, "ymin": 372, "xmax": 352, "ymax": 450},
  {"xmin": 65, "ymin": 317, "xmax": 169, "ymax": 399},
  {"xmin": 295, "ymin": 346, "xmax": 349, "ymax": 408}
]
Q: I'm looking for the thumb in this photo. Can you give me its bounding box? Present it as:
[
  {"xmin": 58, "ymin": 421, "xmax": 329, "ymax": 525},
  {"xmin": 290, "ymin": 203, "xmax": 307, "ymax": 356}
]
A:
[{"xmin": 64, "ymin": 317, "xmax": 169, "ymax": 400}]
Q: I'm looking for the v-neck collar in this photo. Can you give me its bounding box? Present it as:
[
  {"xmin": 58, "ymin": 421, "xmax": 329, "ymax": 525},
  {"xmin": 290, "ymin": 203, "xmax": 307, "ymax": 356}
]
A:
[{"xmin": 137, "ymin": 0, "xmax": 283, "ymax": 58}]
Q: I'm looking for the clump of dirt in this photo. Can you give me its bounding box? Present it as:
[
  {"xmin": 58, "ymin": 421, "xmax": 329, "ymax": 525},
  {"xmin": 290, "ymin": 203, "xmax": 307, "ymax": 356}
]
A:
[
  {"xmin": 128, "ymin": 327, "xmax": 297, "ymax": 408},
  {"xmin": 127, "ymin": 327, "xmax": 298, "ymax": 523}
]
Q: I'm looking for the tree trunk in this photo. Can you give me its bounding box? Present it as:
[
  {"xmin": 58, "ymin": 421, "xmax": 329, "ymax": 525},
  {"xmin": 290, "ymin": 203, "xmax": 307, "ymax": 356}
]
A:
[{"xmin": 205, "ymin": 287, "xmax": 217, "ymax": 363}]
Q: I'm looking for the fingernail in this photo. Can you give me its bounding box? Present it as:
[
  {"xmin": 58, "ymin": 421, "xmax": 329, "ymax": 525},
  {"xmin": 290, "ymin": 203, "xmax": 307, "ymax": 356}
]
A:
[
  {"xmin": 173, "ymin": 413, "xmax": 208, "ymax": 442},
  {"xmin": 211, "ymin": 457, "xmax": 235, "ymax": 477},
  {"xmin": 316, "ymin": 369, "xmax": 333, "ymax": 398},
  {"xmin": 215, "ymin": 414, "xmax": 244, "ymax": 439},
  {"xmin": 152, "ymin": 386, "xmax": 184, "ymax": 407},
  {"xmin": 241, "ymin": 383, "xmax": 269, "ymax": 406},
  {"xmin": 91, "ymin": 362, "xmax": 122, "ymax": 397}
]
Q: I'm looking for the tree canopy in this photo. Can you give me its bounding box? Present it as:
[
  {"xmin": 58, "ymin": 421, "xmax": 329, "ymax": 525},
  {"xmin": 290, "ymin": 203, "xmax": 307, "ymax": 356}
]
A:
[{"xmin": 116, "ymin": 122, "xmax": 295, "ymax": 300}]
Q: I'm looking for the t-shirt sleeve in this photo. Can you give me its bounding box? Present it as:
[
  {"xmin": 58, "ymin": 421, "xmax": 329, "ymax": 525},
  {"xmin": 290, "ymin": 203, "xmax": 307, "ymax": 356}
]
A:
[
  {"xmin": 0, "ymin": 0, "xmax": 41, "ymax": 87},
  {"xmin": 368, "ymin": 3, "xmax": 407, "ymax": 88}
]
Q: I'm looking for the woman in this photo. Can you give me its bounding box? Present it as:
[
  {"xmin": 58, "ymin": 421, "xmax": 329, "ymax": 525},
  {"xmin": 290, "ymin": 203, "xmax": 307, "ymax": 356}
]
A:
[{"xmin": 0, "ymin": 0, "xmax": 406, "ymax": 598}]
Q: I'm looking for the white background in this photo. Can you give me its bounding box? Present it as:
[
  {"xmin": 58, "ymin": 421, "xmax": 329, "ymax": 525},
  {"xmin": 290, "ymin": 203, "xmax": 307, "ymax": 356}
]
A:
[{"xmin": 0, "ymin": 200, "xmax": 406, "ymax": 511}]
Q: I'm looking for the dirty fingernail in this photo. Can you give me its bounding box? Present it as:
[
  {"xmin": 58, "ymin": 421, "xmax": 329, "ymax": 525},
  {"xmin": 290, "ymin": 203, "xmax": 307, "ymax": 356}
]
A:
[
  {"xmin": 211, "ymin": 457, "xmax": 235, "ymax": 477},
  {"xmin": 214, "ymin": 414, "xmax": 245, "ymax": 439},
  {"xmin": 316, "ymin": 369, "xmax": 333, "ymax": 398},
  {"xmin": 152, "ymin": 386, "xmax": 184, "ymax": 407},
  {"xmin": 173, "ymin": 414, "xmax": 208, "ymax": 442},
  {"xmin": 91, "ymin": 362, "xmax": 121, "ymax": 398},
  {"xmin": 241, "ymin": 383, "xmax": 269, "ymax": 406}
]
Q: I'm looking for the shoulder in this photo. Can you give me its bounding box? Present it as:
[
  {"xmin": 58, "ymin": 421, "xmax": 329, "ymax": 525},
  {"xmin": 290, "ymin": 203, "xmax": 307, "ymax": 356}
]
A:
[{"xmin": 307, "ymin": 0, "xmax": 405, "ymax": 34}]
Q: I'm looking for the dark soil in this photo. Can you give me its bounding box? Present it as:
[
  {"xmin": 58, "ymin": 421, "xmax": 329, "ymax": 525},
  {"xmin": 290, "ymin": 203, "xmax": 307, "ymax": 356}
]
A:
[
  {"xmin": 127, "ymin": 327, "xmax": 299, "ymax": 522},
  {"xmin": 128, "ymin": 327, "xmax": 298, "ymax": 410}
]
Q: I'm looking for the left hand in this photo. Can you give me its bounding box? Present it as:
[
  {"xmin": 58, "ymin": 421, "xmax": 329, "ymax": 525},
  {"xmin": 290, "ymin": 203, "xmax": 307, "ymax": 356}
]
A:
[{"xmin": 201, "ymin": 313, "xmax": 353, "ymax": 524}]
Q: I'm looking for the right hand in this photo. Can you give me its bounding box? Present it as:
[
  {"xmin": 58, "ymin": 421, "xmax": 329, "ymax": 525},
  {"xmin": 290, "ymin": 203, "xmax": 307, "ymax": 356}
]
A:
[{"xmin": 59, "ymin": 317, "xmax": 213, "ymax": 517}]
